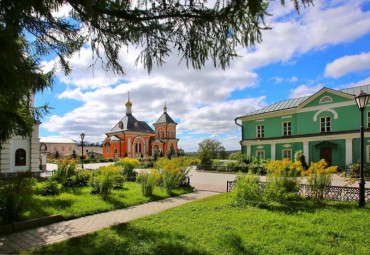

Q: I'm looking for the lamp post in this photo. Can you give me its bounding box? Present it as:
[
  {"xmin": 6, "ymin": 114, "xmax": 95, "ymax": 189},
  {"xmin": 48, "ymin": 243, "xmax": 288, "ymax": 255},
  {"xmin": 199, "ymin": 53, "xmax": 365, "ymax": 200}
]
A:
[
  {"xmin": 80, "ymin": 133, "xmax": 85, "ymax": 169},
  {"xmin": 354, "ymin": 91, "xmax": 369, "ymax": 207}
]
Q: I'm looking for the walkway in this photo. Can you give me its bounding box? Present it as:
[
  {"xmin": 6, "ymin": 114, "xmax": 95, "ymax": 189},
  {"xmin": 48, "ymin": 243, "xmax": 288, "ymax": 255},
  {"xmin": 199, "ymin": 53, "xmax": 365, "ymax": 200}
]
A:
[{"xmin": 0, "ymin": 191, "xmax": 217, "ymax": 254}]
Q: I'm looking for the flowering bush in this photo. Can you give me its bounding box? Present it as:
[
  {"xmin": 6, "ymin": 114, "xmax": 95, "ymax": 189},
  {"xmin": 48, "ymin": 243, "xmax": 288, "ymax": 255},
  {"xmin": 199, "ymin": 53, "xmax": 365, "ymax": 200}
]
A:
[
  {"xmin": 264, "ymin": 159, "xmax": 303, "ymax": 203},
  {"xmin": 52, "ymin": 159, "xmax": 92, "ymax": 187},
  {"xmin": 301, "ymin": 159, "xmax": 338, "ymax": 202},
  {"xmin": 116, "ymin": 157, "xmax": 140, "ymax": 180}
]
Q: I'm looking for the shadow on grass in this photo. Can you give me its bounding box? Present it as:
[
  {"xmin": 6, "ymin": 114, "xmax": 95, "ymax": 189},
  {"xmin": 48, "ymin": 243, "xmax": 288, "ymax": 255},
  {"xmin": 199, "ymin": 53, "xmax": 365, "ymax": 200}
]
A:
[
  {"xmin": 221, "ymin": 233, "xmax": 258, "ymax": 255},
  {"xmin": 29, "ymin": 223, "xmax": 210, "ymax": 255},
  {"xmin": 256, "ymin": 197, "xmax": 361, "ymax": 214}
]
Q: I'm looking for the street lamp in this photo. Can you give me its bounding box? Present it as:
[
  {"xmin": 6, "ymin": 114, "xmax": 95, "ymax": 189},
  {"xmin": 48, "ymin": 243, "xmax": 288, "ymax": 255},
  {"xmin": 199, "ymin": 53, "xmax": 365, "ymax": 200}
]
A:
[
  {"xmin": 80, "ymin": 133, "xmax": 85, "ymax": 169},
  {"xmin": 354, "ymin": 91, "xmax": 369, "ymax": 207}
]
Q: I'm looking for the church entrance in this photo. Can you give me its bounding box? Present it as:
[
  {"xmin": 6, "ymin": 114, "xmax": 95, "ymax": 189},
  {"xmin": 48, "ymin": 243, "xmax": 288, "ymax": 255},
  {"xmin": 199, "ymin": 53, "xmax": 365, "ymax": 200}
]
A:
[{"xmin": 320, "ymin": 147, "xmax": 332, "ymax": 166}]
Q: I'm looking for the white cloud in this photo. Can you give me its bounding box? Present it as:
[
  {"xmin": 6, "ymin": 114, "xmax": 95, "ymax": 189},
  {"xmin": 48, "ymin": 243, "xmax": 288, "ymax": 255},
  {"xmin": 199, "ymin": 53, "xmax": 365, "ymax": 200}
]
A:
[
  {"xmin": 289, "ymin": 76, "xmax": 298, "ymax": 82},
  {"xmin": 325, "ymin": 52, "xmax": 370, "ymax": 78},
  {"xmin": 338, "ymin": 77, "xmax": 370, "ymax": 89},
  {"xmin": 289, "ymin": 84, "xmax": 323, "ymax": 98}
]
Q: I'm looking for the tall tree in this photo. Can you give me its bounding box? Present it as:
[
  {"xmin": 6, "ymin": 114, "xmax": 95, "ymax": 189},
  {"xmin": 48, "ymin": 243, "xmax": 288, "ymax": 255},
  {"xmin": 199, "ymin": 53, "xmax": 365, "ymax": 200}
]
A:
[
  {"xmin": 197, "ymin": 138, "xmax": 226, "ymax": 165},
  {"xmin": 0, "ymin": 0, "xmax": 312, "ymax": 144}
]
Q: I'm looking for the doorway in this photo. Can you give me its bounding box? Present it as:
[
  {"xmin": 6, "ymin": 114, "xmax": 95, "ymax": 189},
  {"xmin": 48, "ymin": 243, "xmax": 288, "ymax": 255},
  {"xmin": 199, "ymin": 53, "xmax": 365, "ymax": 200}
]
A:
[{"xmin": 320, "ymin": 147, "xmax": 332, "ymax": 166}]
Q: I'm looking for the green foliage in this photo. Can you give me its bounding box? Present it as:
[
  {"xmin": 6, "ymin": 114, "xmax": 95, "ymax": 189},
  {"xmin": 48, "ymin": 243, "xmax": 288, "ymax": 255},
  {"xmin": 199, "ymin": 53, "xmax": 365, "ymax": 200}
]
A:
[
  {"xmin": 55, "ymin": 150, "xmax": 60, "ymax": 159},
  {"xmin": 38, "ymin": 180, "xmax": 60, "ymax": 196},
  {"xmin": 231, "ymin": 172, "xmax": 261, "ymax": 206},
  {"xmin": 263, "ymin": 159, "xmax": 303, "ymax": 204},
  {"xmin": 294, "ymin": 150, "xmax": 308, "ymax": 169},
  {"xmin": 90, "ymin": 174, "xmax": 114, "ymax": 200},
  {"xmin": 113, "ymin": 175, "xmax": 125, "ymax": 190},
  {"xmin": 197, "ymin": 138, "xmax": 226, "ymax": 165},
  {"xmin": 137, "ymin": 174, "xmax": 157, "ymax": 197},
  {"xmin": 159, "ymin": 150, "xmax": 164, "ymax": 157},
  {"xmin": 72, "ymin": 149, "xmax": 77, "ymax": 159},
  {"xmin": 116, "ymin": 158, "xmax": 140, "ymax": 181},
  {"xmin": 51, "ymin": 159, "xmax": 92, "ymax": 187},
  {"xmin": 302, "ymin": 159, "xmax": 338, "ymax": 203},
  {"xmin": 0, "ymin": 173, "xmax": 35, "ymax": 222},
  {"xmin": 346, "ymin": 163, "xmax": 370, "ymax": 178}
]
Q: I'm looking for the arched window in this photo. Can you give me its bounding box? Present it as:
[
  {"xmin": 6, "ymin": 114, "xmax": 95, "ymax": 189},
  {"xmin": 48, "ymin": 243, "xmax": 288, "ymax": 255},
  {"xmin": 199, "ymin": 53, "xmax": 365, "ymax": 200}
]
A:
[
  {"xmin": 15, "ymin": 149, "xmax": 26, "ymax": 166},
  {"xmin": 136, "ymin": 143, "xmax": 142, "ymax": 153},
  {"xmin": 106, "ymin": 143, "xmax": 110, "ymax": 153},
  {"xmin": 319, "ymin": 96, "xmax": 333, "ymax": 104}
]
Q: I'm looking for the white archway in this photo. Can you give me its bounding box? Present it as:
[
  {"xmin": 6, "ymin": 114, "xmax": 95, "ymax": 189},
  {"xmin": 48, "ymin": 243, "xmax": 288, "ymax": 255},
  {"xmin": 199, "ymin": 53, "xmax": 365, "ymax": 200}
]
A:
[{"xmin": 313, "ymin": 108, "xmax": 338, "ymax": 121}]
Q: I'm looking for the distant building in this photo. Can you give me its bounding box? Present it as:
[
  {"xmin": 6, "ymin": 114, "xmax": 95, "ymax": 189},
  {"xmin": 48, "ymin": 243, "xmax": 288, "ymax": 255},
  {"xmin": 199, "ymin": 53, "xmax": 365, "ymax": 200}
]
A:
[
  {"xmin": 40, "ymin": 137, "xmax": 76, "ymax": 156},
  {"xmin": 103, "ymin": 96, "xmax": 179, "ymax": 158},
  {"xmin": 235, "ymin": 84, "xmax": 370, "ymax": 169},
  {"xmin": 76, "ymin": 146, "xmax": 103, "ymax": 158}
]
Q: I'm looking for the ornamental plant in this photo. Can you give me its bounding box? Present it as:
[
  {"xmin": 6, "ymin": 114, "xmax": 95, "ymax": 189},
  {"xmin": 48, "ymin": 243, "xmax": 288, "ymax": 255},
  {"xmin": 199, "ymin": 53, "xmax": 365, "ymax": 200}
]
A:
[
  {"xmin": 137, "ymin": 173, "xmax": 157, "ymax": 197},
  {"xmin": 231, "ymin": 171, "xmax": 261, "ymax": 206},
  {"xmin": 301, "ymin": 159, "xmax": 338, "ymax": 203},
  {"xmin": 264, "ymin": 159, "xmax": 303, "ymax": 204},
  {"xmin": 116, "ymin": 157, "xmax": 140, "ymax": 180}
]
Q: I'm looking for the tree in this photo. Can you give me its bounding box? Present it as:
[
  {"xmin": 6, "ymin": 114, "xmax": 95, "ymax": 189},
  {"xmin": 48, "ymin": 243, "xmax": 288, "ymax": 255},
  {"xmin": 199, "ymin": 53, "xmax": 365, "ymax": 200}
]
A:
[
  {"xmin": 72, "ymin": 149, "xmax": 77, "ymax": 158},
  {"xmin": 55, "ymin": 150, "xmax": 60, "ymax": 159},
  {"xmin": 0, "ymin": 0, "xmax": 312, "ymax": 144},
  {"xmin": 197, "ymin": 138, "xmax": 226, "ymax": 165},
  {"xmin": 177, "ymin": 148, "xmax": 185, "ymax": 157}
]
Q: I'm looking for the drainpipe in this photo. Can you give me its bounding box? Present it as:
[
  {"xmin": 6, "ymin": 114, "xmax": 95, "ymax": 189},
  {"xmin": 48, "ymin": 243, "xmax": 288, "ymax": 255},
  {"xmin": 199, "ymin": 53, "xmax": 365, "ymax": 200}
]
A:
[{"xmin": 235, "ymin": 118, "xmax": 243, "ymax": 152}]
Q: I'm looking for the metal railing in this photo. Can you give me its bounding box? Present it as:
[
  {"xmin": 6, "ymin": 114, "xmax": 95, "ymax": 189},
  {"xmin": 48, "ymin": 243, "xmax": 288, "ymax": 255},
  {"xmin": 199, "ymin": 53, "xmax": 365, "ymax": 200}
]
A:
[{"xmin": 226, "ymin": 180, "xmax": 370, "ymax": 203}]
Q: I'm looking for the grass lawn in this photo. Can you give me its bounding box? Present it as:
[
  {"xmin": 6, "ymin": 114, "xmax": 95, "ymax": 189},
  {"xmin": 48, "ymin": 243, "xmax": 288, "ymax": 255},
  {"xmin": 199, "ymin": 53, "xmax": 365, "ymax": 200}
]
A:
[
  {"xmin": 26, "ymin": 193, "xmax": 370, "ymax": 255},
  {"xmin": 18, "ymin": 182, "xmax": 193, "ymax": 222}
]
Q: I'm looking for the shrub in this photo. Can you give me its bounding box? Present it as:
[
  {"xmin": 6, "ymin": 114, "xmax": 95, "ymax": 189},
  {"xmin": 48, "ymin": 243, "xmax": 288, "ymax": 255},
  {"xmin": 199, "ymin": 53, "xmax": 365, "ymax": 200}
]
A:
[
  {"xmin": 137, "ymin": 173, "xmax": 157, "ymax": 197},
  {"xmin": 294, "ymin": 150, "xmax": 308, "ymax": 170},
  {"xmin": 231, "ymin": 171, "xmax": 261, "ymax": 206},
  {"xmin": 0, "ymin": 173, "xmax": 35, "ymax": 222},
  {"xmin": 63, "ymin": 170, "xmax": 92, "ymax": 187},
  {"xmin": 302, "ymin": 159, "xmax": 338, "ymax": 202},
  {"xmin": 90, "ymin": 173, "xmax": 114, "ymax": 200},
  {"xmin": 263, "ymin": 159, "xmax": 302, "ymax": 204},
  {"xmin": 55, "ymin": 150, "xmax": 60, "ymax": 159},
  {"xmin": 113, "ymin": 174, "xmax": 125, "ymax": 189},
  {"xmin": 116, "ymin": 157, "xmax": 140, "ymax": 181},
  {"xmin": 39, "ymin": 180, "xmax": 60, "ymax": 196},
  {"xmin": 346, "ymin": 163, "xmax": 370, "ymax": 178},
  {"xmin": 52, "ymin": 159, "xmax": 92, "ymax": 187}
]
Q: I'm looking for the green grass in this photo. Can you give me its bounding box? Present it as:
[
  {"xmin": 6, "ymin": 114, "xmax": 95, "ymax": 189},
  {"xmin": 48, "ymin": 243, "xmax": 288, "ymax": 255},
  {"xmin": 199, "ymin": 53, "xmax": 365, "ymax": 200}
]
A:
[
  {"xmin": 19, "ymin": 182, "xmax": 193, "ymax": 222},
  {"xmin": 26, "ymin": 193, "xmax": 370, "ymax": 255}
]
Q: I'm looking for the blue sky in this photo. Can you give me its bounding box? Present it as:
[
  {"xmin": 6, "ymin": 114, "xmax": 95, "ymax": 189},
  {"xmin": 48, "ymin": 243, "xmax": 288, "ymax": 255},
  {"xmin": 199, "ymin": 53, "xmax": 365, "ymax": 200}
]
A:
[{"xmin": 36, "ymin": 0, "xmax": 370, "ymax": 152}]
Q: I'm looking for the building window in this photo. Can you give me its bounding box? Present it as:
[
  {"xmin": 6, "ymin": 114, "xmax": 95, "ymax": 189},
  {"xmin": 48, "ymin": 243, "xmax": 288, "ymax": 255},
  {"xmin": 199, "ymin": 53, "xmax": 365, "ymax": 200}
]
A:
[
  {"xmin": 106, "ymin": 143, "xmax": 110, "ymax": 153},
  {"xmin": 282, "ymin": 149, "xmax": 292, "ymax": 160},
  {"xmin": 319, "ymin": 96, "xmax": 333, "ymax": 104},
  {"xmin": 15, "ymin": 149, "xmax": 26, "ymax": 166},
  {"xmin": 256, "ymin": 150, "xmax": 265, "ymax": 159},
  {"xmin": 136, "ymin": 143, "xmax": 142, "ymax": 153},
  {"xmin": 62, "ymin": 146, "xmax": 65, "ymax": 151},
  {"xmin": 320, "ymin": 117, "xmax": 331, "ymax": 132},
  {"xmin": 114, "ymin": 148, "xmax": 118, "ymax": 154},
  {"xmin": 283, "ymin": 122, "xmax": 292, "ymax": 136},
  {"xmin": 367, "ymin": 145, "xmax": 370, "ymax": 162},
  {"xmin": 367, "ymin": 112, "xmax": 370, "ymax": 128},
  {"xmin": 256, "ymin": 125, "xmax": 264, "ymax": 138}
]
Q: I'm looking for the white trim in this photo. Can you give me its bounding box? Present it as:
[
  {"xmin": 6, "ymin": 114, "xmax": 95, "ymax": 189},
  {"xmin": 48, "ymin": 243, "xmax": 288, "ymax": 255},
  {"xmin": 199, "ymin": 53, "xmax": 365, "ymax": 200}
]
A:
[
  {"xmin": 255, "ymin": 119, "xmax": 265, "ymax": 122},
  {"xmin": 241, "ymin": 132, "xmax": 365, "ymax": 146},
  {"xmin": 283, "ymin": 144, "xmax": 292, "ymax": 148},
  {"xmin": 271, "ymin": 144, "xmax": 276, "ymax": 160},
  {"xmin": 319, "ymin": 96, "xmax": 333, "ymax": 104},
  {"xmin": 281, "ymin": 115, "xmax": 292, "ymax": 119},
  {"xmin": 303, "ymin": 142, "xmax": 309, "ymax": 162},
  {"xmin": 256, "ymin": 145, "xmax": 263, "ymax": 149},
  {"xmin": 299, "ymin": 101, "xmax": 353, "ymax": 114},
  {"xmin": 282, "ymin": 149, "xmax": 292, "ymax": 160},
  {"xmin": 256, "ymin": 125, "xmax": 264, "ymax": 138},
  {"xmin": 346, "ymin": 139, "xmax": 353, "ymax": 165},
  {"xmin": 313, "ymin": 109, "xmax": 338, "ymax": 121}
]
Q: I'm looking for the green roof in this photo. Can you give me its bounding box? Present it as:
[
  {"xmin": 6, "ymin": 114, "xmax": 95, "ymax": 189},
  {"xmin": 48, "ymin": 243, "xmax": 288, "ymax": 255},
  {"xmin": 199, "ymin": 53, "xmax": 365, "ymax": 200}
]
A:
[{"xmin": 237, "ymin": 84, "xmax": 370, "ymax": 119}]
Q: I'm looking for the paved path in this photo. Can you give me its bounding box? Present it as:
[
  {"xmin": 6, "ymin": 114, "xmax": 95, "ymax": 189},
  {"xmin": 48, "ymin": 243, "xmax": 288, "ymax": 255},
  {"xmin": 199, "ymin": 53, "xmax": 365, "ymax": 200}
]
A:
[{"xmin": 0, "ymin": 191, "xmax": 217, "ymax": 254}]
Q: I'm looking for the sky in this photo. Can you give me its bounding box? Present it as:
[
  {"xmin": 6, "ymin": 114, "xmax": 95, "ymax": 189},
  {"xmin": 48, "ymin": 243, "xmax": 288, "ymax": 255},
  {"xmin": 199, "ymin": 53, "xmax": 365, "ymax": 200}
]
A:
[{"xmin": 35, "ymin": 0, "xmax": 370, "ymax": 152}]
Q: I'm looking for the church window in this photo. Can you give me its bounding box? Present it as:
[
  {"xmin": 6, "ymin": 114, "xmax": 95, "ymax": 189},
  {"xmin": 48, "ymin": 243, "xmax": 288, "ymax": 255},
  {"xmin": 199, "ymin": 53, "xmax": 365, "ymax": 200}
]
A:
[
  {"xmin": 106, "ymin": 143, "xmax": 110, "ymax": 152},
  {"xmin": 15, "ymin": 149, "xmax": 26, "ymax": 166},
  {"xmin": 319, "ymin": 96, "xmax": 333, "ymax": 104}
]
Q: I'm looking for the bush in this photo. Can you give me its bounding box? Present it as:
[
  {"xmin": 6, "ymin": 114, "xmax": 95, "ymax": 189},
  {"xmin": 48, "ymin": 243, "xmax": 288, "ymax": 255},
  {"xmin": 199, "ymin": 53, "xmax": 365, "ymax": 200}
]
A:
[
  {"xmin": 52, "ymin": 159, "xmax": 92, "ymax": 187},
  {"xmin": 294, "ymin": 150, "xmax": 308, "ymax": 170},
  {"xmin": 90, "ymin": 174, "xmax": 114, "ymax": 200},
  {"xmin": 113, "ymin": 174, "xmax": 125, "ymax": 189},
  {"xmin": 63, "ymin": 170, "xmax": 92, "ymax": 187},
  {"xmin": 116, "ymin": 157, "xmax": 140, "ymax": 181},
  {"xmin": 137, "ymin": 173, "xmax": 157, "ymax": 197},
  {"xmin": 302, "ymin": 159, "xmax": 338, "ymax": 202},
  {"xmin": 0, "ymin": 173, "xmax": 35, "ymax": 223},
  {"xmin": 263, "ymin": 159, "xmax": 302, "ymax": 204},
  {"xmin": 231, "ymin": 171, "xmax": 261, "ymax": 206},
  {"xmin": 346, "ymin": 163, "xmax": 370, "ymax": 178},
  {"xmin": 39, "ymin": 180, "xmax": 60, "ymax": 196}
]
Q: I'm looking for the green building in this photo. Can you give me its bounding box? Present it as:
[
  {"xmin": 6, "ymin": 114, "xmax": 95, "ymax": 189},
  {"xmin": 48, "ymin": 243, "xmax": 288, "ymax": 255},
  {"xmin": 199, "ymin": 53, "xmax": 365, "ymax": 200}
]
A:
[{"xmin": 235, "ymin": 84, "xmax": 370, "ymax": 169}]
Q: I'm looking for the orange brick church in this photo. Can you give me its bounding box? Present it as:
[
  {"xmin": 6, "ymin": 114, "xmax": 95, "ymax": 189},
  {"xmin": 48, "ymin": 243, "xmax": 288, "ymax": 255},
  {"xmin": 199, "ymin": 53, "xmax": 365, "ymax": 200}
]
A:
[{"xmin": 103, "ymin": 96, "xmax": 178, "ymax": 158}]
